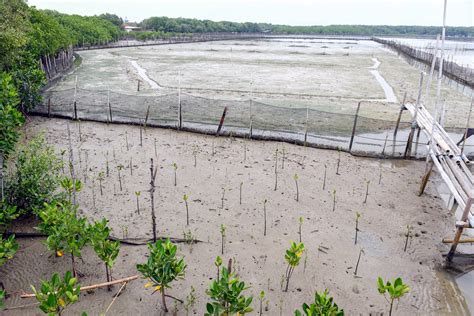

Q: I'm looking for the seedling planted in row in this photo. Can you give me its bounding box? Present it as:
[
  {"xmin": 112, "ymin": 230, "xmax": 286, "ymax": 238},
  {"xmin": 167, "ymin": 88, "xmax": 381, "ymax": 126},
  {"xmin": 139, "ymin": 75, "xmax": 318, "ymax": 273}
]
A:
[{"xmin": 283, "ymin": 241, "xmax": 305, "ymax": 292}]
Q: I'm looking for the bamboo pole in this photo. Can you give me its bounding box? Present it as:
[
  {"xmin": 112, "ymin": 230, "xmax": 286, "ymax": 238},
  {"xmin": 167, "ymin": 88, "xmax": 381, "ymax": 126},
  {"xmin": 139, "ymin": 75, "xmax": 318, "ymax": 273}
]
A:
[
  {"xmin": 461, "ymin": 98, "xmax": 473, "ymax": 155},
  {"xmin": 447, "ymin": 198, "xmax": 473, "ymax": 261},
  {"xmin": 20, "ymin": 275, "xmax": 138, "ymax": 298},
  {"xmin": 442, "ymin": 237, "xmax": 474, "ymax": 244},
  {"xmin": 349, "ymin": 101, "xmax": 362, "ymax": 152},
  {"xmin": 425, "ymin": 34, "xmax": 440, "ymax": 101},
  {"xmin": 393, "ymin": 92, "xmax": 407, "ymax": 139}
]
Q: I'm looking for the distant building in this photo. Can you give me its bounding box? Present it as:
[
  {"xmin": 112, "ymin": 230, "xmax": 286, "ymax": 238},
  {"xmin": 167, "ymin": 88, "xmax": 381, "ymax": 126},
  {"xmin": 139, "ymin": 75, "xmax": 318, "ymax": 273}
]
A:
[{"xmin": 123, "ymin": 22, "xmax": 141, "ymax": 32}]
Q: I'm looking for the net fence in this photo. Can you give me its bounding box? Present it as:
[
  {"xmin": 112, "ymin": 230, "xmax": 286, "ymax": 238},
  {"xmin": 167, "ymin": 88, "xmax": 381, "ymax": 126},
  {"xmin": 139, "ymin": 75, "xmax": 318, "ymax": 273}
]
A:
[{"xmin": 33, "ymin": 88, "xmax": 468, "ymax": 158}]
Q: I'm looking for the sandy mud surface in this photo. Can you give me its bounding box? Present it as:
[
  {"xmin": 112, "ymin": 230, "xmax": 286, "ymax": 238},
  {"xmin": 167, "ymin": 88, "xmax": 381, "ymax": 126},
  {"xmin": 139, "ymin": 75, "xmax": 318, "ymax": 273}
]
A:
[{"xmin": 0, "ymin": 117, "xmax": 470, "ymax": 315}]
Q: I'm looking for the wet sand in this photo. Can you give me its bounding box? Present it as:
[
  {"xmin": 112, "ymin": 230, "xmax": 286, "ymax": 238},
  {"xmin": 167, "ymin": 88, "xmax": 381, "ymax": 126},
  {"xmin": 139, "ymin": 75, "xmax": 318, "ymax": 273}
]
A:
[{"xmin": 1, "ymin": 117, "xmax": 470, "ymax": 315}]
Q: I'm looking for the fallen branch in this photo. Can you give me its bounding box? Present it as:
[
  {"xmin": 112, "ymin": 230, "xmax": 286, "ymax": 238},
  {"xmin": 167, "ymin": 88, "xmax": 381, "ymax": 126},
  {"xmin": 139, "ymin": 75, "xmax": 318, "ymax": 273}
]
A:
[
  {"xmin": 104, "ymin": 281, "xmax": 128, "ymax": 315},
  {"xmin": 21, "ymin": 275, "xmax": 139, "ymax": 298}
]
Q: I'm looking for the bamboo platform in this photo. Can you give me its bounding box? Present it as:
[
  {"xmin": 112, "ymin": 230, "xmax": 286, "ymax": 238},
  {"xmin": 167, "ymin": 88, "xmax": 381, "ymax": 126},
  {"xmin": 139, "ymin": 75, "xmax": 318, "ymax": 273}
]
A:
[{"xmin": 404, "ymin": 102, "xmax": 473, "ymax": 261}]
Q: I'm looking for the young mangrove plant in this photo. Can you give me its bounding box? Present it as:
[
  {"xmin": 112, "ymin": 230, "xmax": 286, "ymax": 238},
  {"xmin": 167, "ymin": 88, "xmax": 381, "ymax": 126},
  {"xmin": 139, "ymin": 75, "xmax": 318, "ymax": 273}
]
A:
[
  {"xmin": 274, "ymin": 148, "xmax": 279, "ymax": 191},
  {"xmin": 322, "ymin": 164, "xmax": 327, "ymax": 190},
  {"xmin": 184, "ymin": 286, "xmax": 196, "ymax": 316},
  {"xmin": 220, "ymin": 224, "xmax": 226, "ymax": 255},
  {"xmin": 258, "ymin": 290, "xmax": 266, "ymax": 316},
  {"xmin": 205, "ymin": 263, "xmax": 253, "ymax": 315},
  {"xmin": 137, "ymin": 239, "xmax": 186, "ymax": 313},
  {"xmin": 0, "ymin": 235, "xmax": 19, "ymax": 266},
  {"xmin": 31, "ymin": 271, "xmax": 80, "ymax": 316},
  {"xmin": 172, "ymin": 162, "xmax": 178, "ymax": 186},
  {"xmin": 263, "ymin": 199, "xmax": 268, "ymax": 236},
  {"xmin": 336, "ymin": 148, "xmax": 341, "ymax": 175},
  {"xmin": 377, "ymin": 277, "xmax": 410, "ymax": 316},
  {"xmin": 298, "ymin": 217, "xmax": 304, "ymax": 243},
  {"xmin": 59, "ymin": 177, "xmax": 82, "ymax": 204},
  {"xmin": 135, "ymin": 191, "xmax": 141, "ymax": 214},
  {"xmin": 354, "ymin": 248, "xmax": 364, "ymax": 277},
  {"xmin": 214, "ymin": 255, "xmax": 223, "ymax": 280},
  {"xmin": 294, "ymin": 289, "xmax": 344, "ymax": 316},
  {"xmin": 89, "ymin": 218, "xmax": 120, "ymax": 289},
  {"xmin": 363, "ymin": 180, "xmax": 370, "ymax": 204},
  {"xmin": 125, "ymin": 131, "xmax": 129, "ymax": 151},
  {"xmin": 193, "ymin": 146, "xmax": 198, "ymax": 167},
  {"xmin": 97, "ymin": 171, "xmax": 105, "ymax": 196},
  {"xmin": 220, "ymin": 187, "xmax": 225, "ymax": 210},
  {"xmin": 183, "ymin": 194, "xmax": 190, "ymax": 226},
  {"xmin": 293, "ymin": 174, "xmax": 299, "ymax": 202},
  {"xmin": 404, "ymin": 225, "xmax": 413, "ymax": 252},
  {"xmin": 332, "ymin": 189, "xmax": 336, "ymax": 212},
  {"xmin": 116, "ymin": 164, "xmax": 124, "ymax": 191},
  {"xmin": 283, "ymin": 241, "xmax": 305, "ymax": 292},
  {"xmin": 354, "ymin": 212, "xmax": 361, "ymax": 245},
  {"xmin": 239, "ymin": 181, "xmax": 243, "ymax": 205}
]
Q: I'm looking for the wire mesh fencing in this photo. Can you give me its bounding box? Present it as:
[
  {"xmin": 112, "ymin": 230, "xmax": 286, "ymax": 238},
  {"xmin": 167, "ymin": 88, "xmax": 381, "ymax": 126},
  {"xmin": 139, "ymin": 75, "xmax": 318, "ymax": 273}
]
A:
[{"xmin": 33, "ymin": 88, "xmax": 468, "ymax": 158}]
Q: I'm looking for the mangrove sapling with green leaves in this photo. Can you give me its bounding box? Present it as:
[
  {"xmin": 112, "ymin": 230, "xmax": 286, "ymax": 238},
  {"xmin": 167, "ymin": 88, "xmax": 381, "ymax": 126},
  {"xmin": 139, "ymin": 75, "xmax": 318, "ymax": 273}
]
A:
[
  {"xmin": 283, "ymin": 241, "xmax": 305, "ymax": 292},
  {"xmin": 137, "ymin": 239, "xmax": 186, "ymax": 313},
  {"xmin": 332, "ymin": 189, "xmax": 336, "ymax": 212},
  {"xmin": 97, "ymin": 171, "xmax": 105, "ymax": 196},
  {"xmin": 116, "ymin": 164, "xmax": 124, "ymax": 191},
  {"xmin": 363, "ymin": 180, "xmax": 370, "ymax": 204},
  {"xmin": 294, "ymin": 174, "xmax": 299, "ymax": 202},
  {"xmin": 220, "ymin": 224, "xmax": 226, "ymax": 255},
  {"xmin": 183, "ymin": 229, "xmax": 196, "ymax": 253},
  {"xmin": 263, "ymin": 199, "xmax": 268, "ymax": 236},
  {"xmin": 298, "ymin": 217, "xmax": 304, "ymax": 243},
  {"xmin": 89, "ymin": 218, "xmax": 120, "ymax": 289},
  {"xmin": 294, "ymin": 289, "xmax": 344, "ymax": 316},
  {"xmin": 184, "ymin": 286, "xmax": 196, "ymax": 316},
  {"xmin": 205, "ymin": 262, "xmax": 253, "ymax": 315},
  {"xmin": 60, "ymin": 177, "xmax": 82, "ymax": 203},
  {"xmin": 172, "ymin": 162, "xmax": 178, "ymax": 186},
  {"xmin": 354, "ymin": 248, "xmax": 364, "ymax": 277},
  {"xmin": 0, "ymin": 201, "xmax": 20, "ymax": 233},
  {"xmin": 31, "ymin": 271, "xmax": 80, "ymax": 316},
  {"xmin": 214, "ymin": 255, "xmax": 223, "ymax": 280},
  {"xmin": 7, "ymin": 135, "xmax": 62, "ymax": 214},
  {"xmin": 404, "ymin": 225, "xmax": 413, "ymax": 252},
  {"xmin": 135, "ymin": 191, "xmax": 141, "ymax": 214},
  {"xmin": 354, "ymin": 212, "xmax": 361, "ymax": 245},
  {"xmin": 377, "ymin": 277, "xmax": 410, "ymax": 316},
  {"xmin": 183, "ymin": 194, "xmax": 190, "ymax": 226},
  {"xmin": 0, "ymin": 235, "xmax": 19, "ymax": 266},
  {"xmin": 258, "ymin": 290, "xmax": 266, "ymax": 316}
]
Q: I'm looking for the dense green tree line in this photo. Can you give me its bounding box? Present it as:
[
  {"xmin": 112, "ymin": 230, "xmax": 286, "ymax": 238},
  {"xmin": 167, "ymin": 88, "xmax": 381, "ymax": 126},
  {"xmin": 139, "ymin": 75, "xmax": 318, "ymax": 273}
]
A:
[{"xmin": 140, "ymin": 16, "xmax": 474, "ymax": 37}]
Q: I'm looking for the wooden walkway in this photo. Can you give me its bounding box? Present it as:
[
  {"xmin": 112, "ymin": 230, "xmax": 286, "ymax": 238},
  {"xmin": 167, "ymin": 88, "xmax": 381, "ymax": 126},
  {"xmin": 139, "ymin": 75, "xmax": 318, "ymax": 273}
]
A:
[{"xmin": 404, "ymin": 102, "xmax": 473, "ymax": 261}]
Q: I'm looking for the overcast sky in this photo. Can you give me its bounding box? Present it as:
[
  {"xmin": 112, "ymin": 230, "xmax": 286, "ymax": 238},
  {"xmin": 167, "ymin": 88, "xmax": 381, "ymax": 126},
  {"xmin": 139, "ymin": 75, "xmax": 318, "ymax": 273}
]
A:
[{"xmin": 28, "ymin": 0, "xmax": 473, "ymax": 26}]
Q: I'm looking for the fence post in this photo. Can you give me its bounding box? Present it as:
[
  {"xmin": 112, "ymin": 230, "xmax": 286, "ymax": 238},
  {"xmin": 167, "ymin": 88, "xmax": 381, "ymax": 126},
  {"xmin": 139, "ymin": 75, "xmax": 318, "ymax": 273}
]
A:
[
  {"xmin": 393, "ymin": 92, "xmax": 407, "ymax": 139},
  {"xmin": 304, "ymin": 105, "xmax": 309, "ymax": 146},
  {"xmin": 216, "ymin": 106, "xmax": 228, "ymax": 136},
  {"xmin": 349, "ymin": 101, "xmax": 362, "ymax": 152},
  {"xmin": 178, "ymin": 100, "xmax": 182, "ymax": 130}
]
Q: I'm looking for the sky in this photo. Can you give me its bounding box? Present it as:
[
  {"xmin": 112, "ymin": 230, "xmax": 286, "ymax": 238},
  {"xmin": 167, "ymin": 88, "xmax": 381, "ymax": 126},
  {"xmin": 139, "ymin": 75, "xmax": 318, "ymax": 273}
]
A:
[{"xmin": 28, "ymin": 0, "xmax": 473, "ymax": 26}]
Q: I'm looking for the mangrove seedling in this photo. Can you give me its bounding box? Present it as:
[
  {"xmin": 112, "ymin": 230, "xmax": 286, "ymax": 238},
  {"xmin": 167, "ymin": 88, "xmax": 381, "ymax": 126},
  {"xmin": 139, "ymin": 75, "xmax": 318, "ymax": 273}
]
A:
[
  {"xmin": 332, "ymin": 189, "xmax": 336, "ymax": 212},
  {"xmin": 193, "ymin": 147, "xmax": 198, "ymax": 167},
  {"xmin": 354, "ymin": 212, "xmax": 361, "ymax": 245},
  {"xmin": 31, "ymin": 271, "xmax": 80, "ymax": 316},
  {"xmin": 172, "ymin": 162, "xmax": 178, "ymax": 186},
  {"xmin": 116, "ymin": 164, "xmax": 124, "ymax": 191},
  {"xmin": 221, "ymin": 187, "xmax": 225, "ymax": 209},
  {"xmin": 274, "ymin": 148, "xmax": 279, "ymax": 191},
  {"xmin": 336, "ymin": 148, "xmax": 341, "ymax": 175},
  {"xmin": 214, "ymin": 256, "xmax": 223, "ymax": 280},
  {"xmin": 125, "ymin": 131, "xmax": 129, "ymax": 151},
  {"xmin": 183, "ymin": 194, "xmax": 190, "ymax": 226},
  {"xmin": 105, "ymin": 152, "xmax": 110, "ymax": 177},
  {"xmin": 97, "ymin": 171, "xmax": 105, "ymax": 196},
  {"xmin": 404, "ymin": 225, "xmax": 413, "ymax": 252},
  {"xmin": 220, "ymin": 224, "xmax": 226, "ymax": 255},
  {"xmin": 294, "ymin": 289, "xmax": 344, "ymax": 316},
  {"xmin": 184, "ymin": 286, "xmax": 196, "ymax": 316},
  {"xmin": 0, "ymin": 235, "xmax": 19, "ymax": 266},
  {"xmin": 183, "ymin": 230, "xmax": 196, "ymax": 252},
  {"xmin": 354, "ymin": 248, "xmax": 364, "ymax": 277},
  {"xmin": 205, "ymin": 264, "xmax": 253, "ymax": 315},
  {"xmin": 263, "ymin": 199, "xmax": 268, "ymax": 236},
  {"xmin": 239, "ymin": 182, "xmax": 243, "ymax": 205},
  {"xmin": 281, "ymin": 147, "xmax": 285, "ymax": 169},
  {"xmin": 298, "ymin": 217, "xmax": 304, "ymax": 243},
  {"xmin": 129, "ymin": 157, "xmax": 133, "ymax": 176},
  {"xmin": 322, "ymin": 164, "xmax": 327, "ymax": 190},
  {"xmin": 363, "ymin": 180, "xmax": 370, "ymax": 204},
  {"xmin": 283, "ymin": 241, "xmax": 305, "ymax": 292},
  {"xmin": 379, "ymin": 165, "xmax": 383, "ymax": 185},
  {"xmin": 89, "ymin": 219, "xmax": 120, "ymax": 289},
  {"xmin": 377, "ymin": 277, "xmax": 410, "ymax": 316},
  {"xmin": 60, "ymin": 177, "xmax": 82, "ymax": 203},
  {"xmin": 137, "ymin": 239, "xmax": 187, "ymax": 313},
  {"xmin": 294, "ymin": 174, "xmax": 299, "ymax": 202},
  {"xmin": 135, "ymin": 191, "xmax": 141, "ymax": 214},
  {"xmin": 154, "ymin": 138, "xmax": 157, "ymax": 157},
  {"xmin": 258, "ymin": 290, "xmax": 266, "ymax": 316}
]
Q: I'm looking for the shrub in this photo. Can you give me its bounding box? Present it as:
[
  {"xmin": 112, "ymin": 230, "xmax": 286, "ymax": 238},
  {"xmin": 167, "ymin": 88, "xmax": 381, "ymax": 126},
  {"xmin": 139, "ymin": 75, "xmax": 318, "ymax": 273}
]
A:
[
  {"xmin": 0, "ymin": 234, "xmax": 18, "ymax": 266},
  {"xmin": 0, "ymin": 200, "xmax": 20, "ymax": 233},
  {"xmin": 137, "ymin": 239, "xmax": 186, "ymax": 312},
  {"xmin": 31, "ymin": 271, "xmax": 80, "ymax": 315},
  {"xmin": 7, "ymin": 135, "xmax": 62, "ymax": 214},
  {"xmin": 205, "ymin": 264, "xmax": 253, "ymax": 315},
  {"xmin": 294, "ymin": 289, "xmax": 344, "ymax": 316}
]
